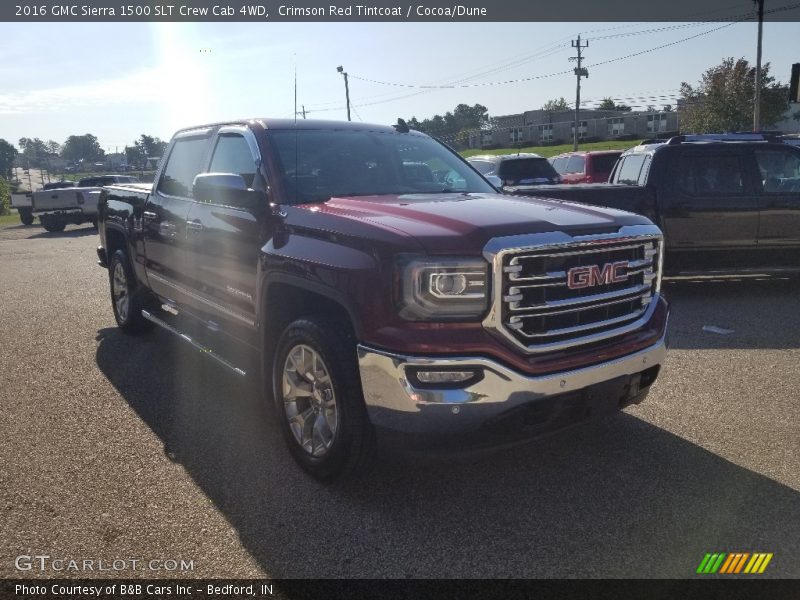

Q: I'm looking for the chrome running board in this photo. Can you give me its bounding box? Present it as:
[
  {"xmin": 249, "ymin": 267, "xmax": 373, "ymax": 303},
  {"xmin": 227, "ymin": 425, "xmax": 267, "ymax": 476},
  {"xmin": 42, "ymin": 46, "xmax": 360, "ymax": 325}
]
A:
[{"xmin": 141, "ymin": 309, "xmax": 247, "ymax": 377}]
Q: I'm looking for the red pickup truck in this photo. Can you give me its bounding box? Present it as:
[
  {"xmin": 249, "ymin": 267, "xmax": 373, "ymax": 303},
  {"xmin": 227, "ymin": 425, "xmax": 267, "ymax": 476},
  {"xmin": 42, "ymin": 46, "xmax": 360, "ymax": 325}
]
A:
[{"xmin": 97, "ymin": 119, "xmax": 669, "ymax": 479}]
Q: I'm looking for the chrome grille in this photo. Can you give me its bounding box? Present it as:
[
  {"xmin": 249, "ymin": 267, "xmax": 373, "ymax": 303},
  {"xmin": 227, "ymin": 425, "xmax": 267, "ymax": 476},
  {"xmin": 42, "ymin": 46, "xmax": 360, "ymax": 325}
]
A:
[{"xmin": 491, "ymin": 233, "xmax": 662, "ymax": 352}]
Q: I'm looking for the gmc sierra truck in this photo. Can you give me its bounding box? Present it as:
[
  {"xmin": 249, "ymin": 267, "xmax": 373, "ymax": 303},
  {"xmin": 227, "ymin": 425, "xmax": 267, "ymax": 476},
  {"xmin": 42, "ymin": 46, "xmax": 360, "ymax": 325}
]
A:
[
  {"xmin": 97, "ymin": 119, "xmax": 669, "ymax": 480},
  {"xmin": 508, "ymin": 134, "xmax": 800, "ymax": 274}
]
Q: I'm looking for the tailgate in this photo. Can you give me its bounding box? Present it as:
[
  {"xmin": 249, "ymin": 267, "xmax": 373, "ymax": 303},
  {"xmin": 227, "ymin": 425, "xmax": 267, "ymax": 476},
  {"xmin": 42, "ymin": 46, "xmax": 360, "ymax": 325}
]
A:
[{"xmin": 32, "ymin": 188, "xmax": 79, "ymax": 212}]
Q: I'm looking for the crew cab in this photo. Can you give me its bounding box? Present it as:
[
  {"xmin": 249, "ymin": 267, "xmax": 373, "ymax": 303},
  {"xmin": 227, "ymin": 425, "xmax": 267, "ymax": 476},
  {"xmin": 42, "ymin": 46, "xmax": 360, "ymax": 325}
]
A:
[
  {"xmin": 97, "ymin": 119, "xmax": 669, "ymax": 480},
  {"xmin": 508, "ymin": 134, "xmax": 800, "ymax": 274},
  {"xmin": 33, "ymin": 174, "xmax": 138, "ymax": 232}
]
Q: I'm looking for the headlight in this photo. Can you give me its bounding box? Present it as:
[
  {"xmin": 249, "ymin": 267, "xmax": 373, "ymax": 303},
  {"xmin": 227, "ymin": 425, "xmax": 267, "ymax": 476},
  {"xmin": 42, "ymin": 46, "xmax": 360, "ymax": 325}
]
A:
[{"xmin": 397, "ymin": 257, "xmax": 489, "ymax": 320}]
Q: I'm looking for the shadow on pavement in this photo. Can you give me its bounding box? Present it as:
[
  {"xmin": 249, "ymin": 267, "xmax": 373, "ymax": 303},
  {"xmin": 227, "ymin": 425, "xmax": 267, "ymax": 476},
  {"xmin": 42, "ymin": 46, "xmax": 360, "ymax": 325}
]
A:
[
  {"xmin": 29, "ymin": 226, "xmax": 98, "ymax": 239},
  {"xmin": 662, "ymin": 276, "xmax": 800, "ymax": 350},
  {"xmin": 95, "ymin": 326, "xmax": 800, "ymax": 578}
]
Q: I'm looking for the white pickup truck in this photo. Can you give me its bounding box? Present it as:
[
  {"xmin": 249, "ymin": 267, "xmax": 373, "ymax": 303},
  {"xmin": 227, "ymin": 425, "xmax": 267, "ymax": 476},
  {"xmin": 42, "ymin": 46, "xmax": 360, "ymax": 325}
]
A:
[{"xmin": 32, "ymin": 175, "xmax": 138, "ymax": 232}]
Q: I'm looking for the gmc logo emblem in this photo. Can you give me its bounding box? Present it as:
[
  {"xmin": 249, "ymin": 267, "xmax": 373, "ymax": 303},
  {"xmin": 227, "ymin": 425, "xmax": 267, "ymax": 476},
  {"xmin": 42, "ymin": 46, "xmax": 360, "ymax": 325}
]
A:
[{"xmin": 567, "ymin": 261, "xmax": 629, "ymax": 289}]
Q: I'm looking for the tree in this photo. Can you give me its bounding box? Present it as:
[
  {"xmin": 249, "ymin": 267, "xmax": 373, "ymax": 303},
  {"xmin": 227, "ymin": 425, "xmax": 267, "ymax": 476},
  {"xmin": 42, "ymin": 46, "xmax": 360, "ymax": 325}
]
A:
[
  {"xmin": 597, "ymin": 98, "xmax": 632, "ymax": 112},
  {"xmin": 662, "ymin": 105, "xmax": 674, "ymax": 112},
  {"xmin": 679, "ymin": 57, "xmax": 789, "ymax": 133},
  {"xmin": 45, "ymin": 140, "xmax": 61, "ymax": 156},
  {"xmin": 0, "ymin": 139, "xmax": 18, "ymax": 180},
  {"xmin": 18, "ymin": 137, "xmax": 48, "ymax": 167},
  {"xmin": 61, "ymin": 134, "xmax": 104, "ymax": 163},
  {"xmin": 407, "ymin": 103, "xmax": 488, "ymax": 145},
  {"xmin": 124, "ymin": 134, "xmax": 168, "ymax": 168},
  {"xmin": 541, "ymin": 97, "xmax": 570, "ymax": 112}
]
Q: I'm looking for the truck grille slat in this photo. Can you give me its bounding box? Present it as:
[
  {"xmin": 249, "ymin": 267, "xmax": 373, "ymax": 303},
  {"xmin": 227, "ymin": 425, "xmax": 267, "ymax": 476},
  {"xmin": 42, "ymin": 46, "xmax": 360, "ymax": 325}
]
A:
[{"xmin": 494, "ymin": 233, "xmax": 662, "ymax": 351}]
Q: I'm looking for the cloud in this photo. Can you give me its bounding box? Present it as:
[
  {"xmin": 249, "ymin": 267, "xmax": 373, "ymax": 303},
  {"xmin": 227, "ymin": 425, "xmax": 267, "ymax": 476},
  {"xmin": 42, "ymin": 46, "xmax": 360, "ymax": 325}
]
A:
[{"xmin": 0, "ymin": 68, "xmax": 163, "ymax": 115}]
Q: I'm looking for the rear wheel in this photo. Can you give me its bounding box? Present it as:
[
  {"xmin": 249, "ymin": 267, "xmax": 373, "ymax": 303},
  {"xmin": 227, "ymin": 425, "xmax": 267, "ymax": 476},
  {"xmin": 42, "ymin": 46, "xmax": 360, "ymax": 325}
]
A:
[
  {"xmin": 109, "ymin": 249, "xmax": 153, "ymax": 334},
  {"xmin": 272, "ymin": 318, "xmax": 374, "ymax": 481},
  {"xmin": 40, "ymin": 215, "xmax": 65, "ymax": 232},
  {"xmin": 19, "ymin": 209, "xmax": 34, "ymax": 226}
]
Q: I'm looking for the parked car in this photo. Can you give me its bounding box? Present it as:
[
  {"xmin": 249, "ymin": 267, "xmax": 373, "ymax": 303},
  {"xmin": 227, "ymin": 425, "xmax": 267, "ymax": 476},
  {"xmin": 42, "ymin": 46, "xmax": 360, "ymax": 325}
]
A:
[
  {"xmin": 467, "ymin": 153, "xmax": 561, "ymax": 188},
  {"xmin": 32, "ymin": 174, "xmax": 138, "ymax": 232},
  {"xmin": 508, "ymin": 134, "xmax": 800, "ymax": 274},
  {"xmin": 549, "ymin": 150, "xmax": 623, "ymax": 184},
  {"xmin": 98, "ymin": 118, "xmax": 668, "ymax": 480}
]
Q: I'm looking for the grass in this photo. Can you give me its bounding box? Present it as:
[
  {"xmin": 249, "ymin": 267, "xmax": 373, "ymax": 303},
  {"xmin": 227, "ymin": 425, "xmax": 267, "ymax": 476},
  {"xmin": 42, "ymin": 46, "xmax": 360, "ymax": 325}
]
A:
[
  {"xmin": 460, "ymin": 139, "xmax": 644, "ymax": 159},
  {"xmin": 0, "ymin": 212, "xmax": 21, "ymax": 226}
]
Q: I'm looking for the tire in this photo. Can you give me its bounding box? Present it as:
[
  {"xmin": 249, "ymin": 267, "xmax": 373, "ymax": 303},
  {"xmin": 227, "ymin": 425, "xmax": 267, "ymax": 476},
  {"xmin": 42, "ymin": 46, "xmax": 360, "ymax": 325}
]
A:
[
  {"xmin": 272, "ymin": 318, "xmax": 374, "ymax": 481},
  {"xmin": 91, "ymin": 217, "xmax": 99, "ymax": 229},
  {"xmin": 108, "ymin": 249, "xmax": 153, "ymax": 334},
  {"xmin": 19, "ymin": 209, "xmax": 34, "ymax": 226},
  {"xmin": 40, "ymin": 216, "xmax": 66, "ymax": 233}
]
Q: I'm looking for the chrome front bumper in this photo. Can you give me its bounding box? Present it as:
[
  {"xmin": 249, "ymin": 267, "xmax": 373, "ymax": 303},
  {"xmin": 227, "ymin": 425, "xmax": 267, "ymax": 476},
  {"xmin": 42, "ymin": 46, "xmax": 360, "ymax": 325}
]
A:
[{"xmin": 357, "ymin": 338, "xmax": 666, "ymax": 436}]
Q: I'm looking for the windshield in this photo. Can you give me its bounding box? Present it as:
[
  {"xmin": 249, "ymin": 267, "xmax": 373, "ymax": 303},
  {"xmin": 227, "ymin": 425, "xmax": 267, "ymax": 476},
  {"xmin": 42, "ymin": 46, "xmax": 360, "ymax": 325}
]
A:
[{"xmin": 268, "ymin": 129, "xmax": 495, "ymax": 204}]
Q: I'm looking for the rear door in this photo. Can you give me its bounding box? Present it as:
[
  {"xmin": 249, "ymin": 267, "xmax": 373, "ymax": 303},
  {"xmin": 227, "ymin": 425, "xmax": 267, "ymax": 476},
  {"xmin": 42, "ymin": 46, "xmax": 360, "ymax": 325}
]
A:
[
  {"xmin": 143, "ymin": 128, "xmax": 212, "ymax": 300},
  {"xmin": 183, "ymin": 126, "xmax": 266, "ymax": 331},
  {"xmin": 753, "ymin": 146, "xmax": 800, "ymax": 246},
  {"xmin": 659, "ymin": 148, "xmax": 759, "ymax": 251}
]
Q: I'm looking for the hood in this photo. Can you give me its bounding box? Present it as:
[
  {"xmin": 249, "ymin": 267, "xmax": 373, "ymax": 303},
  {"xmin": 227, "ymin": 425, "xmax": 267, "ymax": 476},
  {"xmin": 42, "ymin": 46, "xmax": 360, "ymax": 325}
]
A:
[{"xmin": 297, "ymin": 192, "xmax": 652, "ymax": 254}]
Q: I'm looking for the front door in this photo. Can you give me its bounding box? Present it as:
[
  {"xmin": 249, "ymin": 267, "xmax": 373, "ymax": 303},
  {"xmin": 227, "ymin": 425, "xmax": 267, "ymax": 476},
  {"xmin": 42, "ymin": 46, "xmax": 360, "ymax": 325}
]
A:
[
  {"xmin": 754, "ymin": 146, "xmax": 800, "ymax": 247},
  {"xmin": 183, "ymin": 126, "xmax": 268, "ymax": 334}
]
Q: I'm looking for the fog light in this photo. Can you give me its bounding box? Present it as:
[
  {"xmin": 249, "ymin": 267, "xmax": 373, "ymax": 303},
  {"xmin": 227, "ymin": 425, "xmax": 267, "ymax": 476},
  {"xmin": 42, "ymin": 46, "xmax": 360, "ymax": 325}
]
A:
[{"xmin": 415, "ymin": 370, "xmax": 475, "ymax": 384}]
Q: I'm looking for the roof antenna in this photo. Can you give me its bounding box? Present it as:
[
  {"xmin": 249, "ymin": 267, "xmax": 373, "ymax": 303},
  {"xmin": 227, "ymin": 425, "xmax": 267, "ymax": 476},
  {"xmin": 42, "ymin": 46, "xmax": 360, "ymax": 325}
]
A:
[
  {"xmin": 293, "ymin": 54, "xmax": 298, "ymax": 205},
  {"xmin": 393, "ymin": 118, "xmax": 409, "ymax": 133}
]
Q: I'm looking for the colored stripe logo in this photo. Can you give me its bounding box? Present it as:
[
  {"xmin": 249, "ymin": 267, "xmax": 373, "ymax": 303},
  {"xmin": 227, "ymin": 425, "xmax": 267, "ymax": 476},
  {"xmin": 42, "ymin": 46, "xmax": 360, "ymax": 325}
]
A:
[{"xmin": 696, "ymin": 552, "xmax": 773, "ymax": 574}]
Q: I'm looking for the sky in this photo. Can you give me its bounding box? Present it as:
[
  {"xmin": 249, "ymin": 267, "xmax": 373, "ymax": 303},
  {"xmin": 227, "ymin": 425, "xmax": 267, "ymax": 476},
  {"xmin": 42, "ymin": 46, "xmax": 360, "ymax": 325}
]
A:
[{"xmin": 0, "ymin": 16, "xmax": 798, "ymax": 152}]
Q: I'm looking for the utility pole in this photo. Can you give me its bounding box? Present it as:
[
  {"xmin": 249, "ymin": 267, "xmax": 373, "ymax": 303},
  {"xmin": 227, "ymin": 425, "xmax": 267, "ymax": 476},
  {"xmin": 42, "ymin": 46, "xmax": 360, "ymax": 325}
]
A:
[
  {"xmin": 570, "ymin": 35, "xmax": 589, "ymax": 151},
  {"xmin": 302, "ymin": 105, "xmax": 307, "ymax": 119},
  {"xmin": 337, "ymin": 65, "xmax": 351, "ymax": 122},
  {"xmin": 753, "ymin": 0, "xmax": 764, "ymax": 132}
]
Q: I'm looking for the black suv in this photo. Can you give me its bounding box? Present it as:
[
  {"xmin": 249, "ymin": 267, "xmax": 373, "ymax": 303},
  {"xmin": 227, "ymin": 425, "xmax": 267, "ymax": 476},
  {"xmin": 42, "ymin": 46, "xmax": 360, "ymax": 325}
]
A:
[{"xmin": 468, "ymin": 153, "xmax": 561, "ymax": 188}]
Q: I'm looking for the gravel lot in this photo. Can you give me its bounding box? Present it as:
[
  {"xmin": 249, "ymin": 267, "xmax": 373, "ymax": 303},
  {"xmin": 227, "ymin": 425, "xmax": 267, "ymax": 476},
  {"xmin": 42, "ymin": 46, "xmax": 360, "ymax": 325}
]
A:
[{"xmin": 1, "ymin": 221, "xmax": 798, "ymax": 579}]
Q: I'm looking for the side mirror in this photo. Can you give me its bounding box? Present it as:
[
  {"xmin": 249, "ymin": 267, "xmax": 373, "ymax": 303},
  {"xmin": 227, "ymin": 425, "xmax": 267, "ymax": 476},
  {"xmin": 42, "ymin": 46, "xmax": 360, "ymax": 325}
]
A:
[
  {"xmin": 193, "ymin": 173, "xmax": 265, "ymax": 211},
  {"xmin": 485, "ymin": 175, "xmax": 503, "ymax": 189}
]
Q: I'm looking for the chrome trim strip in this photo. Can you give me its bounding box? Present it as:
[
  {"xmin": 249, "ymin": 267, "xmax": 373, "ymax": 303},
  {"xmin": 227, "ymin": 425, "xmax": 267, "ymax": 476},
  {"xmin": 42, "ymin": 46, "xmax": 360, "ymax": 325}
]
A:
[
  {"xmin": 509, "ymin": 292, "xmax": 650, "ymax": 320},
  {"xmin": 147, "ymin": 272, "xmax": 256, "ymax": 327},
  {"xmin": 510, "ymin": 306, "xmax": 648, "ymax": 339},
  {"xmin": 508, "ymin": 283, "xmax": 652, "ymax": 312},
  {"xmin": 508, "ymin": 241, "xmax": 651, "ymax": 261}
]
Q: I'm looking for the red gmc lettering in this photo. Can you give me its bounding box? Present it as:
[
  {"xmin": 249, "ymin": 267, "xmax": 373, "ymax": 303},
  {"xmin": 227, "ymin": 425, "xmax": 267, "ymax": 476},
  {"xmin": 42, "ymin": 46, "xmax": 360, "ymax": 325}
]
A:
[{"xmin": 567, "ymin": 261, "xmax": 629, "ymax": 289}]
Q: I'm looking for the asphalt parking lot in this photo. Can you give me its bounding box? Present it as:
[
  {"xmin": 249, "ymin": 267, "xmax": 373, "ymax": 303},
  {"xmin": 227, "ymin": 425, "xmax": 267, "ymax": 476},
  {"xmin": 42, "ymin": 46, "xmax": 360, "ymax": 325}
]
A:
[{"xmin": 1, "ymin": 221, "xmax": 798, "ymax": 579}]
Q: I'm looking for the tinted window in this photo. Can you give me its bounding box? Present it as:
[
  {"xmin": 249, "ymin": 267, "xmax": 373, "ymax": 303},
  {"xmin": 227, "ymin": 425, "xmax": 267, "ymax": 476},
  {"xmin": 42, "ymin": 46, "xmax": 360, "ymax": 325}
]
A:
[
  {"xmin": 497, "ymin": 158, "xmax": 559, "ymax": 184},
  {"xmin": 565, "ymin": 155, "xmax": 586, "ymax": 174},
  {"xmin": 551, "ymin": 157, "xmax": 568, "ymax": 173},
  {"xmin": 468, "ymin": 160, "xmax": 496, "ymax": 175},
  {"xmin": 208, "ymin": 134, "xmax": 257, "ymax": 187},
  {"xmin": 615, "ymin": 154, "xmax": 647, "ymax": 185},
  {"xmin": 678, "ymin": 154, "xmax": 744, "ymax": 195},
  {"xmin": 269, "ymin": 130, "xmax": 494, "ymax": 204},
  {"xmin": 589, "ymin": 153, "xmax": 620, "ymax": 174},
  {"xmin": 754, "ymin": 149, "xmax": 800, "ymax": 193},
  {"xmin": 157, "ymin": 137, "xmax": 209, "ymax": 198}
]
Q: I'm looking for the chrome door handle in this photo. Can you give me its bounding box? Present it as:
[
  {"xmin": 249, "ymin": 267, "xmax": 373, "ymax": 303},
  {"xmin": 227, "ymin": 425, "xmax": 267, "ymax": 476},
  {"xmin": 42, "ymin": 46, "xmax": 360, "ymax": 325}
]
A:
[
  {"xmin": 143, "ymin": 211, "xmax": 157, "ymax": 219},
  {"xmin": 186, "ymin": 220, "xmax": 204, "ymax": 232}
]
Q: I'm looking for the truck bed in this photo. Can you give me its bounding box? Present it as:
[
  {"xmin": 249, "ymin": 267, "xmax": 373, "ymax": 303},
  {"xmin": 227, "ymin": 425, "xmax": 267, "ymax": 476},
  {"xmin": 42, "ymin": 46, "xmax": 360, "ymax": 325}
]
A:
[{"xmin": 506, "ymin": 183, "xmax": 657, "ymax": 221}]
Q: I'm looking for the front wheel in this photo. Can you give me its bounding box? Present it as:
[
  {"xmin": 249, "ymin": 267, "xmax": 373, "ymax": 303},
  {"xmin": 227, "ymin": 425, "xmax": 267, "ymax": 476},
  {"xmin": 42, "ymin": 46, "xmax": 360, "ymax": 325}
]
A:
[
  {"xmin": 108, "ymin": 249, "xmax": 153, "ymax": 334},
  {"xmin": 272, "ymin": 318, "xmax": 374, "ymax": 481}
]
